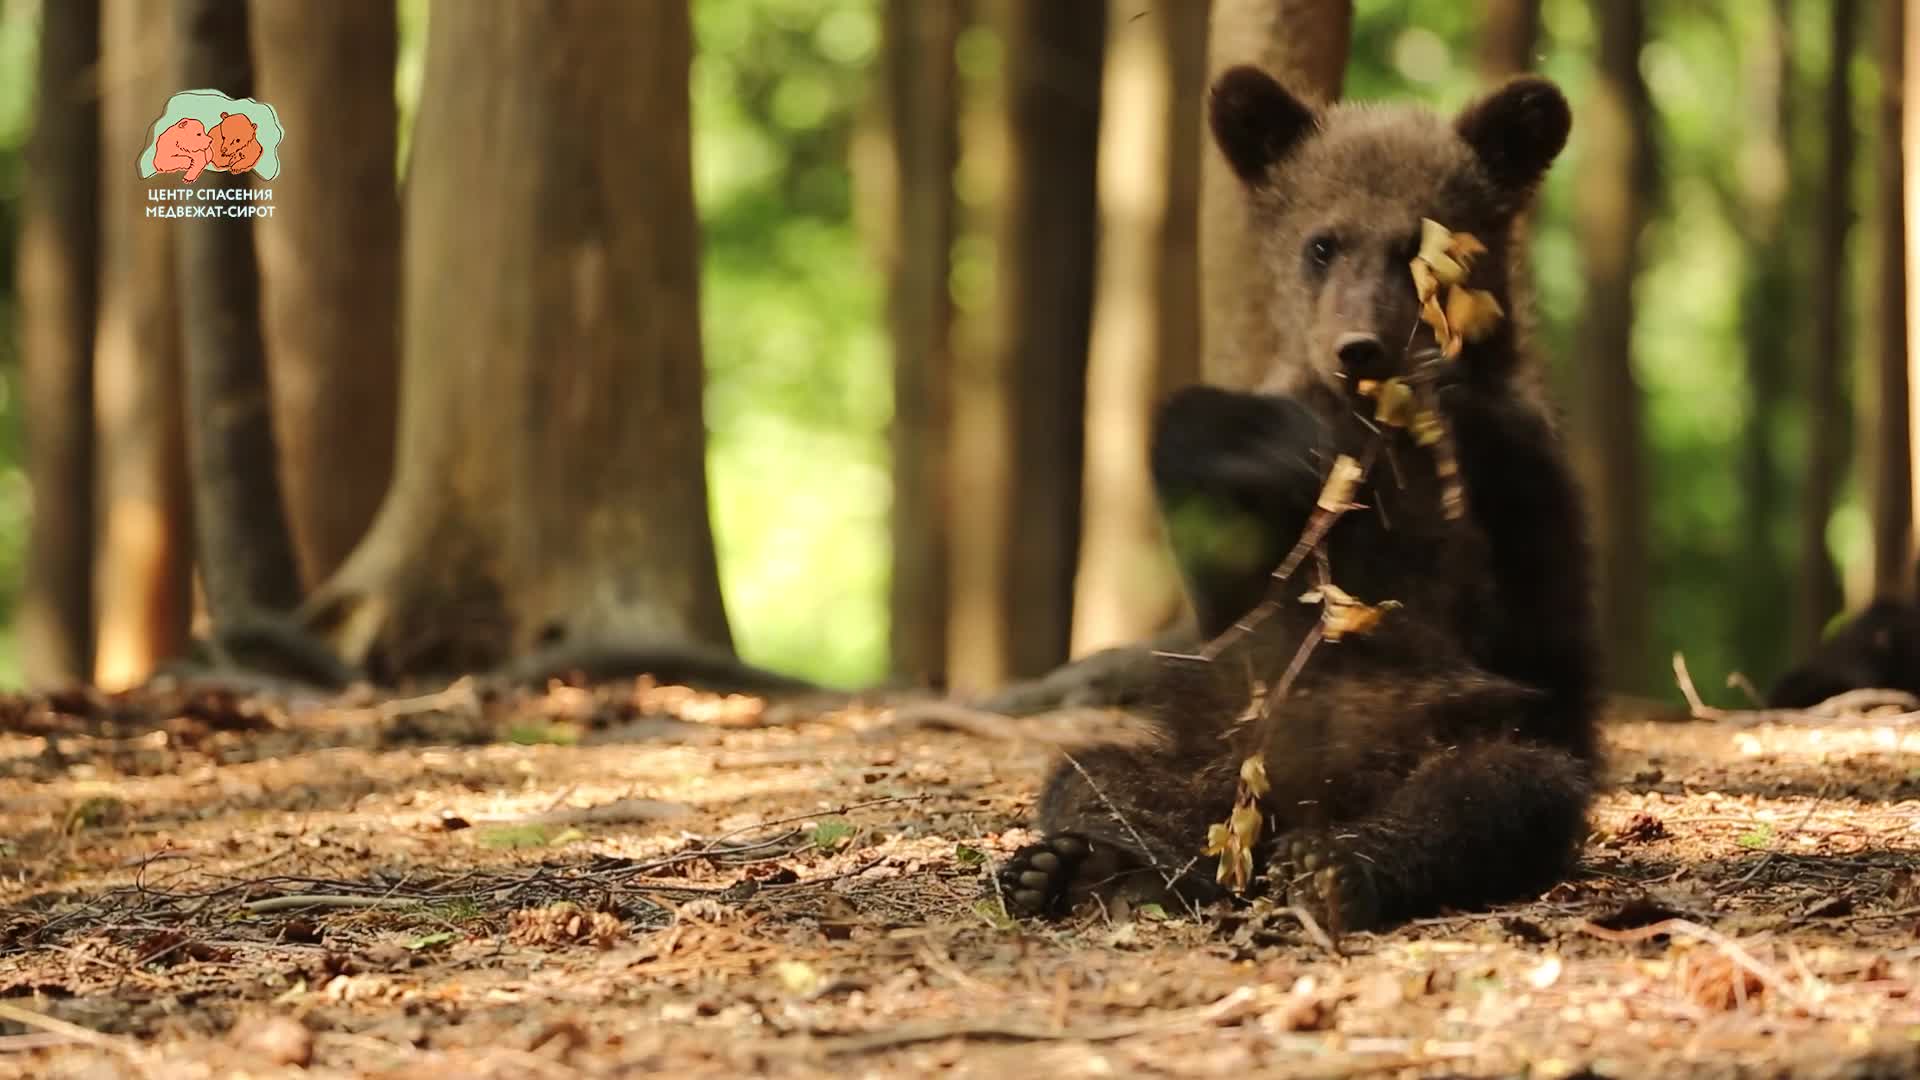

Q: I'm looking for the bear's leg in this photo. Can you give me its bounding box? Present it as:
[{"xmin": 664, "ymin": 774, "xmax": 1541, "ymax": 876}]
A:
[
  {"xmin": 999, "ymin": 742, "xmax": 1231, "ymax": 917},
  {"xmin": 1269, "ymin": 737, "xmax": 1592, "ymax": 933},
  {"xmin": 1440, "ymin": 387, "xmax": 1599, "ymax": 733},
  {"xmin": 1150, "ymin": 386, "xmax": 1330, "ymax": 639}
]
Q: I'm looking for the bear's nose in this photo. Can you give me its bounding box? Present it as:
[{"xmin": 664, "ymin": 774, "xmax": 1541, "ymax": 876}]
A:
[{"xmin": 1334, "ymin": 331, "xmax": 1389, "ymax": 376}]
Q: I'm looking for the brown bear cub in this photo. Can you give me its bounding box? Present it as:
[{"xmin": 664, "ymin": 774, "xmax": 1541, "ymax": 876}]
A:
[
  {"xmin": 997, "ymin": 68, "xmax": 1602, "ymax": 934},
  {"xmin": 1767, "ymin": 598, "xmax": 1920, "ymax": 709}
]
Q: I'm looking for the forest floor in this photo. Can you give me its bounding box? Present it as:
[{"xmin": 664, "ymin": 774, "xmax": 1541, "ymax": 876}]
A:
[{"xmin": 4, "ymin": 672, "xmax": 1920, "ymax": 1079}]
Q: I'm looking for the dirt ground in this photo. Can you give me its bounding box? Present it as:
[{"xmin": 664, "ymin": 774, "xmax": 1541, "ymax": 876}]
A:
[{"xmin": 4, "ymin": 673, "xmax": 1920, "ymax": 1079}]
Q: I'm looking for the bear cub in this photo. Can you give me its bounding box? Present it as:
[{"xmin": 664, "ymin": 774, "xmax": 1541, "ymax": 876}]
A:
[
  {"xmin": 1767, "ymin": 598, "xmax": 1920, "ymax": 709},
  {"xmin": 997, "ymin": 68, "xmax": 1602, "ymax": 934}
]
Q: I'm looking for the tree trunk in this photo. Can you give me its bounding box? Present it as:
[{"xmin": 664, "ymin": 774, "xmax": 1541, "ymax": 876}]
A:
[
  {"xmin": 1199, "ymin": 0, "xmax": 1352, "ymax": 391},
  {"xmin": 947, "ymin": 1, "xmax": 1105, "ymax": 689},
  {"xmin": 93, "ymin": 0, "xmax": 194, "ymax": 690},
  {"xmin": 1573, "ymin": 0, "xmax": 1653, "ymax": 693},
  {"xmin": 883, "ymin": 0, "xmax": 960, "ymax": 688},
  {"xmin": 1735, "ymin": 2, "xmax": 1798, "ymax": 687},
  {"xmin": 249, "ymin": 0, "xmax": 400, "ymax": 590},
  {"xmin": 172, "ymin": 0, "xmax": 303, "ymax": 625},
  {"xmin": 1796, "ymin": 0, "xmax": 1858, "ymax": 651},
  {"xmin": 1879, "ymin": 0, "xmax": 1914, "ymax": 600},
  {"xmin": 1071, "ymin": 0, "xmax": 1207, "ymax": 657},
  {"xmin": 1477, "ymin": 0, "xmax": 1542, "ymax": 82},
  {"xmin": 1905, "ymin": 0, "xmax": 1920, "ymax": 596},
  {"xmin": 303, "ymin": 0, "xmax": 731, "ymax": 680},
  {"xmin": 17, "ymin": 0, "xmax": 100, "ymax": 689}
]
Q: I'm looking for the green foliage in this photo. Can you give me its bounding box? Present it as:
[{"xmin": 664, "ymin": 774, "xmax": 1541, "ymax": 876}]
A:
[
  {"xmin": 809, "ymin": 819, "xmax": 855, "ymax": 850},
  {"xmin": 694, "ymin": 0, "xmax": 889, "ymax": 689},
  {"xmin": 0, "ymin": 0, "xmax": 1892, "ymax": 701}
]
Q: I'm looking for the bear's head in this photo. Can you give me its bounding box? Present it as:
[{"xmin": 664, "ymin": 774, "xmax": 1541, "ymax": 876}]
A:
[
  {"xmin": 167, "ymin": 117, "xmax": 211, "ymax": 152},
  {"xmin": 1208, "ymin": 68, "xmax": 1571, "ymax": 394},
  {"xmin": 212, "ymin": 111, "xmax": 258, "ymax": 156}
]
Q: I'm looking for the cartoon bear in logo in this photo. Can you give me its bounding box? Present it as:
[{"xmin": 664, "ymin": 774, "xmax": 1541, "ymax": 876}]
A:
[
  {"xmin": 207, "ymin": 112, "xmax": 262, "ymax": 176},
  {"xmin": 151, "ymin": 117, "xmax": 212, "ymax": 183}
]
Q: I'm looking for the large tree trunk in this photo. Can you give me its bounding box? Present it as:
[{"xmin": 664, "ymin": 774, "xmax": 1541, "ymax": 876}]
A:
[
  {"xmin": 946, "ymin": 1, "xmax": 1105, "ymax": 690},
  {"xmin": 17, "ymin": 0, "xmax": 100, "ymax": 689},
  {"xmin": 1477, "ymin": 0, "xmax": 1541, "ymax": 82},
  {"xmin": 303, "ymin": 0, "xmax": 731, "ymax": 681},
  {"xmin": 1796, "ymin": 0, "xmax": 1859, "ymax": 651},
  {"xmin": 1735, "ymin": 2, "xmax": 1798, "ymax": 686},
  {"xmin": 883, "ymin": 0, "xmax": 960, "ymax": 689},
  {"xmin": 1878, "ymin": 0, "xmax": 1914, "ymax": 600},
  {"xmin": 1906, "ymin": 0, "xmax": 1920, "ymax": 595},
  {"xmin": 93, "ymin": 0, "xmax": 194, "ymax": 690},
  {"xmin": 1573, "ymin": 0, "xmax": 1653, "ymax": 693},
  {"xmin": 249, "ymin": 0, "xmax": 399, "ymax": 590},
  {"xmin": 1070, "ymin": 0, "xmax": 1207, "ymax": 657},
  {"xmin": 173, "ymin": 0, "xmax": 303, "ymax": 625},
  {"xmin": 1199, "ymin": 0, "xmax": 1352, "ymax": 390}
]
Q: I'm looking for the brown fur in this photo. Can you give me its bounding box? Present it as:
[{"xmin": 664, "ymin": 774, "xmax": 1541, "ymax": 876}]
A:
[{"xmin": 999, "ymin": 70, "xmax": 1601, "ymax": 934}]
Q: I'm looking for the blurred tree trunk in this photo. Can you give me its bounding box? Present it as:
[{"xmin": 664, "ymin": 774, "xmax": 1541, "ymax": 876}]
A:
[
  {"xmin": 883, "ymin": 0, "xmax": 959, "ymax": 688},
  {"xmin": 1573, "ymin": 0, "xmax": 1653, "ymax": 692},
  {"xmin": 1796, "ymin": 0, "xmax": 1858, "ymax": 651},
  {"xmin": 302, "ymin": 0, "xmax": 732, "ymax": 679},
  {"xmin": 250, "ymin": 0, "xmax": 399, "ymax": 590},
  {"xmin": 1477, "ymin": 0, "xmax": 1541, "ymax": 82},
  {"xmin": 173, "ymin": 0, "xmax": 303, "ymax": 625},
  {"xmin": 1878, "ymin": 0, "xmax": 1914, "ymax": 600},
  {"xmin": 1905, "ymin": 0, "xmax": 1920, "ymax": 595},
  {"xmin": 1071, "ymin": 0, "xmax": 1206, "ymax": 657},
  {"xmin": 1733, "ymin": 2, "xmax": 1797, "ymax": 687},
  {"xmin": 947, "ymin": 1, "xmax": 1105, "ymax": 689},
  {"xmin": 93, "ymin": 0, "xmax": 194, "ymax": 690},
  {"xmin": 17, "ymin": 0, "xmax": 100, "ymax": 689},
  {"xmin": 1200, "ymin": 0, "xmax": 1351, "ymax": 390}
]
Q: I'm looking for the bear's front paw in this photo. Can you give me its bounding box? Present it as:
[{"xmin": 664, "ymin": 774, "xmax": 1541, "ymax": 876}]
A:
[
  {"xmin": 1271, "ymin": 828, "xmax": 1384, "ymax": 935},
  {"xmin": 996, "ymin": 833, "xmax": 1097, "ymax": 918}
]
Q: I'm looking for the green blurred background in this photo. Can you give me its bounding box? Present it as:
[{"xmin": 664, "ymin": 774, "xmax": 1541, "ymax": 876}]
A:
[{"xmin": 0, "ymin": 0, "xmax": 1881, "ymax": 696}]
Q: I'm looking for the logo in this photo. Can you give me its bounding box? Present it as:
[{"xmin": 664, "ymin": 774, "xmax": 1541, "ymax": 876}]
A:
[{"xmin": 141, "ymin": 90, "xmax": 283, "ymax": 219}]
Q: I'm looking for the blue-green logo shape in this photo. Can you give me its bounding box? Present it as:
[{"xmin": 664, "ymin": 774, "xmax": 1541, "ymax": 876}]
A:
[{"xmin": 139, "ymin": 89, "xmax": 284, "ymax": 182}]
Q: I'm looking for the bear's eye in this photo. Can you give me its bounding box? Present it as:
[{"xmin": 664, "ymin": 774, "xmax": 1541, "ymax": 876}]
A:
[{"xmin": 1305, "ymin": 233, "xmax": 1338, "ymax": 272}]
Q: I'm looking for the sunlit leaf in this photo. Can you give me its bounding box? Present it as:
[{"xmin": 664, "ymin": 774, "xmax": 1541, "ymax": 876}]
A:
[
  {"xmin": 1412, "ymin": 409, "xmax": 1446, "ymax": 447},
  {"xmin": 1410, "ymin": 258, "xmax": 1440, "ymax": 304},
  {"xmin": 1317, "ymin": 455, "xmax": 1365, "ymax": 513},
  {"xmin": 1447, "ymin": 286, "xmax": 1505, "ymax": 343},
  {"xmin": 1239, "ymin": 755, "xmax": 1272, "ymax": 798},
  {"xmin": 1446, "ymin": 231, "xmax": 1488, "ymax": 275},
  {"xmin": 1372, "ymin": 378, "xmax": 1417, "ymax": 428}
]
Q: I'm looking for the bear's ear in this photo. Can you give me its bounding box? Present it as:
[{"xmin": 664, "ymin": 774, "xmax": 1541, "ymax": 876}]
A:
[
  {"xmin": 1454, "ymin": 76, "xmax": 1571, "ymax": 193},
  {"xmin": 220, "ymin": 112, "xmax": 230, "ymax": 119},
  {"xmin": 1208, "ymin": 66, "xmax": 1318, "ymax": 186}
]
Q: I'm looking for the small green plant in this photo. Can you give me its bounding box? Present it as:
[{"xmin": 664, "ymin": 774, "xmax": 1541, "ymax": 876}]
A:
[
  {"xmin": 972, "ymin": 897, "xmax": 1015, "ymax": 931},
  {"xmin": 406, "ymin": 931, "xmax": 457, "ymax": 952},
  {"xmin": 1737, "ymin": 822, "xmax": 1776, "ymax": 850},
  {"xmin": 479, "ymin": 825, "xmax": 550, "ymax": 850},
  {"xmin": 810, "ymin": 821, "xmax": 855, "ymax": 850},
  {"xmin": 953, "ymin": 844, "xmax": 985, "ymax": 866},
  {"xmin": 506, "ymin": 724, "xmax": 578, "ymax": 746}
]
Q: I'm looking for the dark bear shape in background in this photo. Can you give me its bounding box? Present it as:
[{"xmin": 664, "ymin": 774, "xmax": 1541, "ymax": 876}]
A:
[{"xmin": 1767, "ymin": 598, "xmax": 1920, "ymax": 710}]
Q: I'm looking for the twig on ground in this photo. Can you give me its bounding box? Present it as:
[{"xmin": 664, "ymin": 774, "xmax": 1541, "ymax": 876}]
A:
[
  {"xmin": 1733, "ymin": 786, "xmax": 1830, "ymax": 888},
  {"xmin": 0, "ymin": 1002, "xmax": 139, "ymax": 1058},
  {"xmin": 1287, "ymin": 903, "xmax": 1342, "ymax": 957},
  {"xmin": 816, "ymin": 986, "xmax": 1260, "ymax": 1056},
  {"xmin": 374, "ymin": 677, "xmax": 481, "ymax": 722},
  {"xmin": 1577, "ymin": 917, "xmax": 1818, "ymax": 1012},
  {"xmin": 1058, "ymin": 750, "xmax": 1199, "ymax": 919},
  {"xmin": 1674, "ymin": 653, "xmax": 1920, "ymax": 728},
  {"xmin": 241, "ymin": 894, "xmax": 423, "ymax": 914}
]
